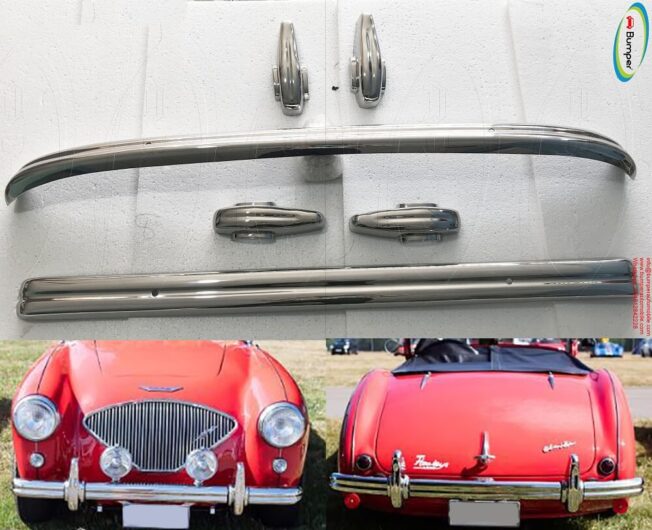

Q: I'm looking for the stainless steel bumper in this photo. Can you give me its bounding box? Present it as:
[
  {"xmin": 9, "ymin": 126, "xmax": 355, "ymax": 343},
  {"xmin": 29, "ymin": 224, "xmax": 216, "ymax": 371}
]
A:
[
  {"xmin": 12, "ymin": 459, "xmax": 301, "ymax": 514},
  {"xmin": 18, "ymin": 259, "xmax": 634, "ymax": 320},
  {"xmin": 5, "ymin": 124, "xmax": 635, "ymax": 203},
  {"xmin": 330, "ymin": 452, "xmax": 644, "ymax": 513}
]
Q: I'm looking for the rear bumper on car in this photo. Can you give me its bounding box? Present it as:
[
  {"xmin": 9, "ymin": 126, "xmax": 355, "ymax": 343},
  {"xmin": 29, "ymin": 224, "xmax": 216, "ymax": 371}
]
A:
[
  {"xmin": 13, "ymin": 459, "xmax": 301, "ymax": 515},
  {"xmin": 330, "ymin": 451, "xmax": 644, "ymax": 513}
]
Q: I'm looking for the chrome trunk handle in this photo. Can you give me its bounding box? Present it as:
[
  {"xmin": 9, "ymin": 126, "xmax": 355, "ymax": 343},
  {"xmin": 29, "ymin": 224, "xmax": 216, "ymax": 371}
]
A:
[
  {"xmin": 213, "ymin": 202, "xmax": 324, "ymax": 241},
  {"xmin": 351, "ymin": 14, "xmax": 386, "ymax": 108},
  {"xmin": 5, "ymin": 124, "xmax": 635, "ymax": 204},
  {"xmin": 272, "ymin": 22, "xmax": 309, "ymax": 116},
  {"xmin": 350, "ymin": 203, "xmax": 459, "ymax": 242}
]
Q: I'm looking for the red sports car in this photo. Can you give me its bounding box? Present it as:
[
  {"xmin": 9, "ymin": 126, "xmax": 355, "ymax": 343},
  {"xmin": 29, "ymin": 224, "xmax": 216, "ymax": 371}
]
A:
[
  {"xmin": 331, "ymin": 339, "xmax": 643, "ymax": 527},
  {"xmin": 11, "ymin": 340, "xmax": 309, "ymax": 528}
]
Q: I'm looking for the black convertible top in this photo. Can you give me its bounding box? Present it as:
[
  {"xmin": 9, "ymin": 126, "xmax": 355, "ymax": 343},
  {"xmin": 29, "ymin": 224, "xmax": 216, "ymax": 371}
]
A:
[{"xmin": 392, "ymin": 339, "xmax": 593, "ymax": 376}]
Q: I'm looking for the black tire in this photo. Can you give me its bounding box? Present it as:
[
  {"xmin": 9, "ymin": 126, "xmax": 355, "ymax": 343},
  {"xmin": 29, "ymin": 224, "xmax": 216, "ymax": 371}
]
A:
[
  {"xmin": 257, "ymin": 504, "xmax": 301, "ymax": 528},
  {"xmin": 15, "ymin": 495, "xmax": 59, "ymax": 524}
]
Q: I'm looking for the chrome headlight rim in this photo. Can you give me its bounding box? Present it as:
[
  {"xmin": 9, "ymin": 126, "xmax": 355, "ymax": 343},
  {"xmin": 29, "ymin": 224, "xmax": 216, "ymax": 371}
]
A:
[
  {"xmin": 12, "ymin": 395, "xmax": 60, "ymax": 442},
  {"xmin": 258, "ymin": 402, "xmax": 306, "ymax": 449}
]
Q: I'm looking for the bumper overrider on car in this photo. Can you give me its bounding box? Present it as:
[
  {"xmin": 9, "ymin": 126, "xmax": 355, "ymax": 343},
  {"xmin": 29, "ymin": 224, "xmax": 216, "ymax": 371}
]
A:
[
  {"xmin": 330, "ymin": 451, "xmax": 644, "ymax": 513},
  {"xmin": 13, "ymin": 459, "xmax": 302, "ymax": 515}
]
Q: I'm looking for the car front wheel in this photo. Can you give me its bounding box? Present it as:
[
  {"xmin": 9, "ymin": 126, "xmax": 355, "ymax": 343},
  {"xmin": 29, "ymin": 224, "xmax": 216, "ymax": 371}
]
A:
[{"xmin": 257, "ymin": 503, "xmax": 301, "ymax": 528}]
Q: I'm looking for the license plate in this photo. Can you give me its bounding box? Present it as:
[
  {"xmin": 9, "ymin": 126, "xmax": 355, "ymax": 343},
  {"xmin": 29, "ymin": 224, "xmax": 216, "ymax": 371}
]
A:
[
  {"xmin": 122, "ymin": 504, "xmax": 190, "ymax": 529},
  {"xmin": 449, "ymin": 500, "xmax": 520, "ymax": 527}
]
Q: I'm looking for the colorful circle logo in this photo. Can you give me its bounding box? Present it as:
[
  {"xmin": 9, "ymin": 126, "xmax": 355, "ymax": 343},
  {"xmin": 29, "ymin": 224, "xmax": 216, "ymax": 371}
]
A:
[{"xmin": 613, "ymin": 2, "xmax": 649, "ymax": 82}]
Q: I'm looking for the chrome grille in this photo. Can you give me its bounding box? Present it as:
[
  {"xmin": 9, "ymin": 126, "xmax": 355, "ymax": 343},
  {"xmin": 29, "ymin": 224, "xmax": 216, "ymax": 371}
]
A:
[{"xmin": 84, "ymin": 400, "xmax": 237, "ymax": 472}]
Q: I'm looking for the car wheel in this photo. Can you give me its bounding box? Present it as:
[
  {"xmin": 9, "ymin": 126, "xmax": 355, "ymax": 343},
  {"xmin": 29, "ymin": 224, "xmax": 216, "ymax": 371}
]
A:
[{"xmin": 257, "ymin": 504, "xmax": 301, "ymax": 528}]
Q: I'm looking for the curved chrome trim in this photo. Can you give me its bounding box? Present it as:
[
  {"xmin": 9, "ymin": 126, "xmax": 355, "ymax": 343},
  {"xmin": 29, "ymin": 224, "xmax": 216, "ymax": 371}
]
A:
[
  {"xmin": 330, "ymin": 453, "xmax": 644, "ymax": 512},
  {"xmin": 12, "ymin": 395, "xmax": 61, "ymax": 442},
  {"xmin": 214, "ymin": 202, "xmax": 324, "ymax": 241},
  {"xmin": 273, "ymin": 22, "xmax": 309, "ymax": 116},
  {"xmin": 351, "ymin": 14, "xmax": 386, "ymax": 108},
  {"xmin": 5, "ymin": 124, "xmax": 635, "ymax": 204},
  {"xmin": 12, "ymin": 460, "xmax": 302, "ymax": 512},
  {"xmin": 17, "ymin": 259, "xmax": 634, "ymax": 320},
  {"xmin": 350, "ymin": 203, "xmax": 459, "ymax": 242}
]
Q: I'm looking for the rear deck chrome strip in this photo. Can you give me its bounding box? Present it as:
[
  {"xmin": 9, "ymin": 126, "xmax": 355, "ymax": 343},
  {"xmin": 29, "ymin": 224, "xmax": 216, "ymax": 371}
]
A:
[
  {"xmin": 5, "ymin": 124, "xmax": 635, "ymax": 204},
  {"xmin": 17, "ymin": 259, "xmax": 634, "ymax": 321}
]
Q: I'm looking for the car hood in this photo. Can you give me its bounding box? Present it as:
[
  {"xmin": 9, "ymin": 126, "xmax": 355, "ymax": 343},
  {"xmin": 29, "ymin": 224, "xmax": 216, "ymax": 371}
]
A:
[
  {"xmin": 374, "ymin": 371, "xmax": 596, "ymax": 478},
  {"xmin": 63, "ymin": 341, "xmax": 286, "ymax": 415}
]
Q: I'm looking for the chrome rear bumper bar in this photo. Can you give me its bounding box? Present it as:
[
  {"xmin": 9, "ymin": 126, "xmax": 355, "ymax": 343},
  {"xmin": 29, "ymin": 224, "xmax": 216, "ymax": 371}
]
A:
[
  {"xmin": 330, "ymin": 452, "xmax": 644, "ymax": 513},
  {"xmin": 17, "ymin": 259, "xmax": 634, "ymax": 320},
  {"xmin": 13, "ymin": 459, "xmax": 300, "ymax": 514},
  {"xmin": 5, "ymin": 124, "xmax": 635, "ymax": 203}
]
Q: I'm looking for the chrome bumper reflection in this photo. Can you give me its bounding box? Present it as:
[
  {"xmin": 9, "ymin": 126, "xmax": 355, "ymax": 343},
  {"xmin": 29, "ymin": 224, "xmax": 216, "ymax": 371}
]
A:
[
  {"xmin": 17, "ymin": 259, "xmax": 634, "ymax": 320},
  {"xmin": 5, "ymin": 124, "xmax": 635, "ymax": 203},
  {"xmin": 13, "ymin": 459, "xmax": 301, "ymax": 514},
  {"xmin": 330, "ymin": 451, "xmax": 644, "ymax": 513}
]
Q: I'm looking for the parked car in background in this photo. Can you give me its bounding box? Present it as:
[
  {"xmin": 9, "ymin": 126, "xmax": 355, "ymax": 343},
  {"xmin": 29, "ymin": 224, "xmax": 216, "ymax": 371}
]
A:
[
  {"xmin": 329, "ymin": 339, "xmax": 359, "ymax": 355},
  {"xmin": 592, "ymin": 340, "xmax": 625, "ymax": 358},
  {"xmin": 11, "ymin": 341, "xmax": 309, "ymax": 528},
  {"xmin": 633, "ymin": 339, "xmax": 652, "ymax": 357},
  {"xmin": 332, "ymin": 339, "xmax": 643, "ymax": 526}
]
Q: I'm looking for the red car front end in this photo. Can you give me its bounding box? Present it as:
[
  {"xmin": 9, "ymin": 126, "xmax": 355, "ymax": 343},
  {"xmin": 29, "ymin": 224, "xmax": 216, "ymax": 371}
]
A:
[{"xmin": 11, "ymin": 340, "xmax": 309, "ymax": 528}]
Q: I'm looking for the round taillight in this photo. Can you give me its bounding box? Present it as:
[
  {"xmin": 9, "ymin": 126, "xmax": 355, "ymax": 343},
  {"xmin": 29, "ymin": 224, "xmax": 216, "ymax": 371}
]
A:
[
  {"xmin": 598, "ymin": 457, "xmax": 616, "ymax": 476},
  {"xmin": 344, "ymin": 493, "xmax": 361, "ymax": 509},
  {"xmin": 355, "ymin": 454, "xmax": 373, "ymax": 471}
]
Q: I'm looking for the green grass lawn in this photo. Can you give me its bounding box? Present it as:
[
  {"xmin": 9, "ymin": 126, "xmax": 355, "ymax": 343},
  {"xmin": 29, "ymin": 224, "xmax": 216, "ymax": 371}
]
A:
[{"xmin": 0, "ymin": 341, "xmax": 328, "ymax": 530}]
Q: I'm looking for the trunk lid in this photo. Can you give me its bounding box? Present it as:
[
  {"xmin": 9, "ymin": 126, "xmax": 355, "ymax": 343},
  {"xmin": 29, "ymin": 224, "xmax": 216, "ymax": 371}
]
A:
[{"xmin": 375, "ymin": 371, "xmax": 595, "ymax": 478}]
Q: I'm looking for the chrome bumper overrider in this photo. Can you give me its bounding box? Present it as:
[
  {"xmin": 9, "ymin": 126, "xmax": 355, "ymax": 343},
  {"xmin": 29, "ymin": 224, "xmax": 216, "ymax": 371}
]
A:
[
  {"xmin": 5, "ymin": 124, "xmax": 635, "ymax": 204},
  {"xmin": 12, "ymin": 459, "xmax": 301, "ymax": 515},
  {"xmin": 330, "ymin": 452, "xmax": 644, "ymax": 513},
  {"xmin": 18, "ymin": 259, "xmax": 634, "ymax": 320}
]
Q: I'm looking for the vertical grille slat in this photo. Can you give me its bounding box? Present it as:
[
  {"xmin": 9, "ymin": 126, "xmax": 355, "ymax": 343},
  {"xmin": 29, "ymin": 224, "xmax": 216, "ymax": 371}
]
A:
[{"xmin": 83, "ymin": 400, "xmax": 237, "ymax": 472}]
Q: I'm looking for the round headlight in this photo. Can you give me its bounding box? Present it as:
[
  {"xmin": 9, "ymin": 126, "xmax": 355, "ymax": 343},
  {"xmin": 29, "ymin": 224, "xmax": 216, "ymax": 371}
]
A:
[
  {"xmin": 12, "ymin": 396, "xmax": 60, "ymax": 441},
  {"xmin": 100, "ymin": 446, "xmax": 133, "ymax": 481},
  {"xmin": 258, "ymin": 403, "xmax": 306, "ymax": 448},
  {"xmin": 185, "ymin": 449, "xmax": 218, "ymax": 485}
]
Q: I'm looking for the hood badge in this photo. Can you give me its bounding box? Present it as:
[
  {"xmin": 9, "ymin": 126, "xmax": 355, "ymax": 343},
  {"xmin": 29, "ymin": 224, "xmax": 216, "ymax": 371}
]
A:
[
  {"xmin": 414, "ymin": 454, "xmax": 449, "ymax": 470},
  {"xmin": 139, "ymin": 385, "xmax": 183, "ymax": 393},
  {"xmin": 475, "ymin": 431, "xmax": 496, "ymax": 466},
  {"xmin": 543, "ymin": 440, "xmax": 576, "ymax": 453}
]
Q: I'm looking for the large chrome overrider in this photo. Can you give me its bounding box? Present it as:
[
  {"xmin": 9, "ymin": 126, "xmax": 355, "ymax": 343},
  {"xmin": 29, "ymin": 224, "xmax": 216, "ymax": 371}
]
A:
[
  {"xmin": 330, "ymin": 451, "xmax": 644, "ymax": 512},
  {"xmin": 5, "ymin": 124, "xmax": 636, "ymax": 204},
  {"xmin": 17, "ymin": 259, "xmax": 634, "ymax": 320},
  {"xmin": 13, "ymin": 459, "xmax": 301, "ymax": 514}
]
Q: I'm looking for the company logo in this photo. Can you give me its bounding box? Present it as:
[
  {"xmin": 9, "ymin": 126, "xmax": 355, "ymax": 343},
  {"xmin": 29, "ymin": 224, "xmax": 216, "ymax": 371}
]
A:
[
  {"xmin": 542, "ymin": 440, "xmax": 576, "ymax": 453},
  {"xmin": 414, "ymin": 454, "xmax": 449, "ymax": 470},
  {"xmin": 613, "ymin": 3, "xmax": 649, "ymax": 82}
]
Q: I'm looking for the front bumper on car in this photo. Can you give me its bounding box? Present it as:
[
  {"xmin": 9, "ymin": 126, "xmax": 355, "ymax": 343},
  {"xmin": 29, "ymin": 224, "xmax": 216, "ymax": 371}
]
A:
[
  {"xmin": 13, "ymin": 458, "xmax": 301, "ymax": 515},
  {"xmin": 330, "ymin": 451, "xmax": 644, "ymax": 512}
]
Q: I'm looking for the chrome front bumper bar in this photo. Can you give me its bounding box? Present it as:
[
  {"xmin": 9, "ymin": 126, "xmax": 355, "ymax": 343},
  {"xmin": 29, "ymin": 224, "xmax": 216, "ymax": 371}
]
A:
[
  {"xmin": 5, "ymin": 124, "xmax": 635, "ymax": 203},
  {"xmin": 330, "ymin": 452, "xmax": 644, "ymax": 513},
  {"xmin": 12, "ymin": 459, "xmax": 301, "ymax": 515},
  {"xmin": 18, "ymin": 259, "xmax": 634, "ymax": 320}
]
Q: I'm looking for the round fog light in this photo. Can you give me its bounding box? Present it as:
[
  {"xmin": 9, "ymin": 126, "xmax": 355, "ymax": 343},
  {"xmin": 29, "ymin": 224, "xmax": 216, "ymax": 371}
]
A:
[
  {"xmin": 272, "ymin": 458, "xmax": 288, "ymax": 474},
  {"xmin": 29, "ymin": 452, "xmax": 45, "ymax": 468},
  {"xmin": 100, "ymin": 446, "xmax": 133, "ymax": 482},
  {"xmin": 185, "ymin": 449, "xmax": 217, "ymax": 485}
]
